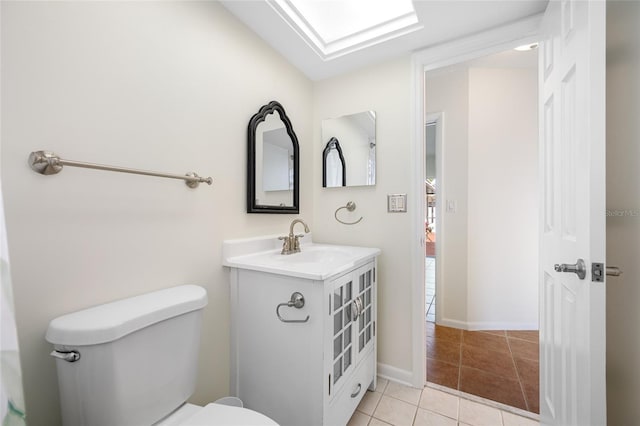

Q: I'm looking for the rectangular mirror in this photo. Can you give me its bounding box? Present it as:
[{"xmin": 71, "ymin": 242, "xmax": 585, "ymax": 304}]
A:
[{"xmin": 322, "ymin": 111, "xmax": 376, "ymax": 187}]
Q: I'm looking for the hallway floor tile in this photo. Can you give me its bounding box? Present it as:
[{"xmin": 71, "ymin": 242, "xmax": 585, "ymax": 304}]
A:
[{"xmin": 426, "ymin": 324, "xmax": 540, "ymax": 414}]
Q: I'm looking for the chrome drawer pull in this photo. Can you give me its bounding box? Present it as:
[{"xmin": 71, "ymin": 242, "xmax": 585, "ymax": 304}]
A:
[{"xmin": 350, "ymin": 383, "xmax": 362, "ymax": 398}]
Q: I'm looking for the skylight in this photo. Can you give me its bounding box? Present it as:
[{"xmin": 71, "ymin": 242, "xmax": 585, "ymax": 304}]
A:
[{"xmin": 268, "ymin": 0, "xmax": 422, "ymax": 60}]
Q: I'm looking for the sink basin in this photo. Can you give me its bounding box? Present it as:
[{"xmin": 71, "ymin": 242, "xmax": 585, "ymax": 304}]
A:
[
  {"xmin": 275, "ymin": 245, "xmax": 354, "ymax": 263},
  {"xmin": 223, "ymin": 238, "xmax": 380, "ymax": 280}
]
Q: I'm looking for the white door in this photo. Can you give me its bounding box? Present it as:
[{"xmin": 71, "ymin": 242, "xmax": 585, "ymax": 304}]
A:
[{"xmin": 539, "ymin": 0, "xmax": 606, "ymax": 425}]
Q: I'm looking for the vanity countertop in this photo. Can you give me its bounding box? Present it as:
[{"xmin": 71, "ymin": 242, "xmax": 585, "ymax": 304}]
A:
[{"xmin": 223, "ymin": 236, "xmax": 380, "ymax": 280}]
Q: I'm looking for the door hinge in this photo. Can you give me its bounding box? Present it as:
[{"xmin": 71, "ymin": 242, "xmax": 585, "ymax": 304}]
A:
[
  {"xmin": 592, "ymin": 262, "xmax": 604, "ymax": 282},
  {"xmin": 328, "ymin": 374, "xmax": 331, "ymax": 396},
  {"xmin": 373, "ymin": 321, "xmax": 376, "ymax": 336}
]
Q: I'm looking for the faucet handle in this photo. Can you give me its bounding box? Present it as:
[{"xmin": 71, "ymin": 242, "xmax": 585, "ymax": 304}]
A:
[
  {"xmin": 278, "ymin": 235, "xmax": 291, "ymax": 254},
  {"xmin": 292, "ymin": 234, "xmax": 305, "ymax": 252}
]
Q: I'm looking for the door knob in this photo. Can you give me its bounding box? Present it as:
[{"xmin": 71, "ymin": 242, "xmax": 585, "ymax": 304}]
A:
[{"xmin": 554, "ymin": 259, "xmax": 587, "ymax": 280}]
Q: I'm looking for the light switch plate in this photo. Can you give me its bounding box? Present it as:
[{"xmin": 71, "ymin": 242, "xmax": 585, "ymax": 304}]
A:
[{"xmin": 387, "ymin": 194, "xmax": 407, "ymax": 212}]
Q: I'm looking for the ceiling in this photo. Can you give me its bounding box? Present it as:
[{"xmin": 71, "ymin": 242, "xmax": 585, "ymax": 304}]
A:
[{"xmin": 220, "ymin": 0, "xmax": 548, "ymax": 81}]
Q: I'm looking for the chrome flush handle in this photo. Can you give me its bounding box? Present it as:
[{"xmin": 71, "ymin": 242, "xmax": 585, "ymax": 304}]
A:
[{"xmin": 50, "ymin": 350, "xmax": 81, "ymax": 363}]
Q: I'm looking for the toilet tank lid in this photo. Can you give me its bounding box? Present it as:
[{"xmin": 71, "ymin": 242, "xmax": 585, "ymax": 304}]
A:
[{"xmin": 46, "ymin": 285, "xmax": 208, "ymax": 346}]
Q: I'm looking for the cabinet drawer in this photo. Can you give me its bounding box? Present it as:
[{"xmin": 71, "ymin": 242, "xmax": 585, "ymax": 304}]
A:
[{"xmin": 326, "ymin": 353, "xmax": 374, "ymax": 426}]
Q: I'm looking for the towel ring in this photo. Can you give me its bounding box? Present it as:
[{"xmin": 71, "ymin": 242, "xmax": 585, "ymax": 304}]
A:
[{"xmin": 335, "ymin": 201, "xmax": 363, "ymax": 225}]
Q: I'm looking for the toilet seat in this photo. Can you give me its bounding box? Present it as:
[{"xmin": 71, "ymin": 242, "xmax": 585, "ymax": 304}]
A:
[{"xmin": 183, "ymin": 403, "xmax": 278, "ymax": 426}]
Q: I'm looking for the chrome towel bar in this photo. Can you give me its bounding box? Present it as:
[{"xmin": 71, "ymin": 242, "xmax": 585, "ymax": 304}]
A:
[{"xmin": 28, "ymin": 150, "xmax": 213, "ymax": 188}]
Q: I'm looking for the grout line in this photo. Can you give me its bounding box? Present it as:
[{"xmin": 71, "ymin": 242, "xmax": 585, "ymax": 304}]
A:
[
  {"xmin": 507, "ymin": 334, "xmax": 531, "ymax": 413},
  {"xmin": 457, "ymin": 338, "xmax": 463, "ymax": 391}
]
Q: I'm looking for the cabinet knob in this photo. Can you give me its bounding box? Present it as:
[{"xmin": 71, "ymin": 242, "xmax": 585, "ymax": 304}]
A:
[{"xmin": 351, "ymin": 297, "xmax": 364, "ymax": 320}]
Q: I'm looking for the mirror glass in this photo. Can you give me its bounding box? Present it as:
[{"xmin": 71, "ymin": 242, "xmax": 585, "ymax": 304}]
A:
[
  {"xmin": 321, "ymin": 111, "xmax": 376, "ymax": 187},
  {"xmin": 248, "ymin": 101, "xmax": 299, "ymax": 214}
]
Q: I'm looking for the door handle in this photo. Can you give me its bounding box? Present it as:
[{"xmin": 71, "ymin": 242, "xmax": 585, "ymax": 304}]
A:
[
  {"xmin": 554, "ymin": 259, "xmax": 586, "ymax": 280},
  {"xmin": 591, "ymin": 263, "xmax": 623, "ymax": 282}
]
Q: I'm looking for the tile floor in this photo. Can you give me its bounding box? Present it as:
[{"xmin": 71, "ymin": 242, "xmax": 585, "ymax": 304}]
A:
[
  {"xmin": 425, "ymin": 257, "xmax": 436, "ymax": 322},
  {"xmin": 426, "ymin": 323, "xmax": 540, "ymax": 413},
  {"xmin": 424, "ymin": 257, "xmax": 540, "ymax": 414},
  {"xmin": 347, "ymin": 377, "xmax": 538, "ymax": 426}
]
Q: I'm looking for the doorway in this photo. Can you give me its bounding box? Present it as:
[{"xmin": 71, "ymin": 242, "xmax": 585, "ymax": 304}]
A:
[
  {"xmin": 422, "ymin": 47, "xmax": 540, "ymax": 414},
  {"xmin": 425, "ymin": 120, "xmax": 438, "ymax": 323}
]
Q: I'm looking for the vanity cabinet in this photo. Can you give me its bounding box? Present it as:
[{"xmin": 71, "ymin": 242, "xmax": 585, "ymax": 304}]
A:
[{"xmin": 228, "ymin": 256, "xmax": 377, "ymax": 426}]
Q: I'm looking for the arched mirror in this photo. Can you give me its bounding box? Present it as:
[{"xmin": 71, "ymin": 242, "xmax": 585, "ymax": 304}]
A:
[
  {"xmin": 322, "ymin": 137, "xmax": 346, "ymax": 187},
  {"xmin": 247, "ymin": 101, "xmax": 299, "ymax": 213}
]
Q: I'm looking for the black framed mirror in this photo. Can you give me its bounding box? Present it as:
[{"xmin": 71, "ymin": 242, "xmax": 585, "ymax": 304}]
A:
[
  {"xmin": 247, "ymin": 101, "xmax": 299, "ymax": 213},
  {"xmin": 322, "ymin": 137, "xmax": 346, "ymax": 187}
]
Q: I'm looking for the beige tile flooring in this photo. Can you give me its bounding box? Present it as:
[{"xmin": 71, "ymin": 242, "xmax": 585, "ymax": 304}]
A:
[{"xmin": 347, "ymin": 378, "xmax": 539, "ymax": 426}]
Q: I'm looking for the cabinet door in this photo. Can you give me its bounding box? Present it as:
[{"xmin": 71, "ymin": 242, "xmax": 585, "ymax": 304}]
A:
[
  {"xmin": 354, "ymin": 263, "xmax": 375, "ymax": 364},
  {"xmin": 328, "ymin": 272, "xmax": 356, "ymax": 398}
]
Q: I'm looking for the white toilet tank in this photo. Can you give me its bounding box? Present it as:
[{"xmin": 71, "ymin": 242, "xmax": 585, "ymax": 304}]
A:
[{"xmin": 46, "ymin": 285, "xmax": 208, "ymax": 426}]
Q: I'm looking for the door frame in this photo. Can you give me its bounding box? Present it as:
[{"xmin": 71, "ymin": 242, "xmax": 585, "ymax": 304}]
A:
[
  {"xmin": 424, "ymin": 112, "xmax": 443, "ymax": 326},
  {"xmin": 409, "ymin": 15, "xmax": 543, "ymax": 388}
]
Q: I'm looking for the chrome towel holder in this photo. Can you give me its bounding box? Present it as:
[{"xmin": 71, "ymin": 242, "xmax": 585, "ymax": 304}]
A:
[
  {"xmin": 28, "ymin": 150, "xmax": 213, "ymax": 189},
  {"xmin": 276, "ymin": 292, "xmax": 310, "ymax": 323},
  {"xmin": 334, "ymin": 201, "xmax": 363, "ymax": 225}
]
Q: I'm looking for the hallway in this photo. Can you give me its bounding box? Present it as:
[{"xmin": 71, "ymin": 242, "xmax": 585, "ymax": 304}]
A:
[{"xmin": 425, "ymin": 259, "xmax": 539, "ymax": 414}]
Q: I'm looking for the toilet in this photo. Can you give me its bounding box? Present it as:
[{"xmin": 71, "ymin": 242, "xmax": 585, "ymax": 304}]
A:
[{"xmin": 45, "ymin": 285, "xmax": 278, "ymax": 426}]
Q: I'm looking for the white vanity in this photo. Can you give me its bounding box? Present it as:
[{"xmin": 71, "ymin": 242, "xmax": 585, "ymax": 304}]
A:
[{"xmin": 223, "ymin": 235, "xmax": 380, "ymax": 426}]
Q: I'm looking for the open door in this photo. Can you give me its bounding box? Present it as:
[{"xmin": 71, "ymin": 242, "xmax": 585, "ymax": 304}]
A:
[{"xmin": 539, "ymin": 0, "xmax": 606, "ymax": 425}]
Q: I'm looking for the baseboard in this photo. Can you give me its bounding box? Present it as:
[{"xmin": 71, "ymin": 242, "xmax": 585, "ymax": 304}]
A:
[
  {"xmin": 437, "ymin": 317, "xmax": 468, "ymax": 329},
  {"xmin": 466, "ymin": 321, "xmax": 538, "ymax": 331},
  {"xmin": 438, "ymin": 317, "xmax": 538, "ymax": 331},
  {"xmin": 377, "ymin": 363, "xmax": 415, "ymax": 388}
]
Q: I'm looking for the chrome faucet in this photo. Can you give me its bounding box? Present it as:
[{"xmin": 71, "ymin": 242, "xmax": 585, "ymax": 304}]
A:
[{"xmin": 279, "ymin": 219, "xmax": 310, "ymax": 255}]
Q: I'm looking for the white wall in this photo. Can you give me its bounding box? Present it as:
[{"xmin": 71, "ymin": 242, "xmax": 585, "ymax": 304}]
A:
[
  {"xmin": 0, "ymin": 2, "xmax": 312, "ymax": 425},
  {"xmin": 425, "ymin": 65, "xmax": 538, "ymax": 329},
  {"xmin": 467, "ymin": 67, "xmax": 538, "ymax": 329},
  {"xmin": 605, "ymin": 1, "xmax": 640, "ymax": 424},
  {"xmin": 425, "ymin": 69, "xmax": 470, "ymax": 325},
  {"xmin": 313, "ymin": 58, "xmax": 415, "ymax": 377}
]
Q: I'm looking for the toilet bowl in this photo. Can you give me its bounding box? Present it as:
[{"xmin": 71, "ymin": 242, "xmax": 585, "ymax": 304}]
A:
[{"xmin": 46, "ymin": 285, "xmax": 278, "ymax": 426}]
